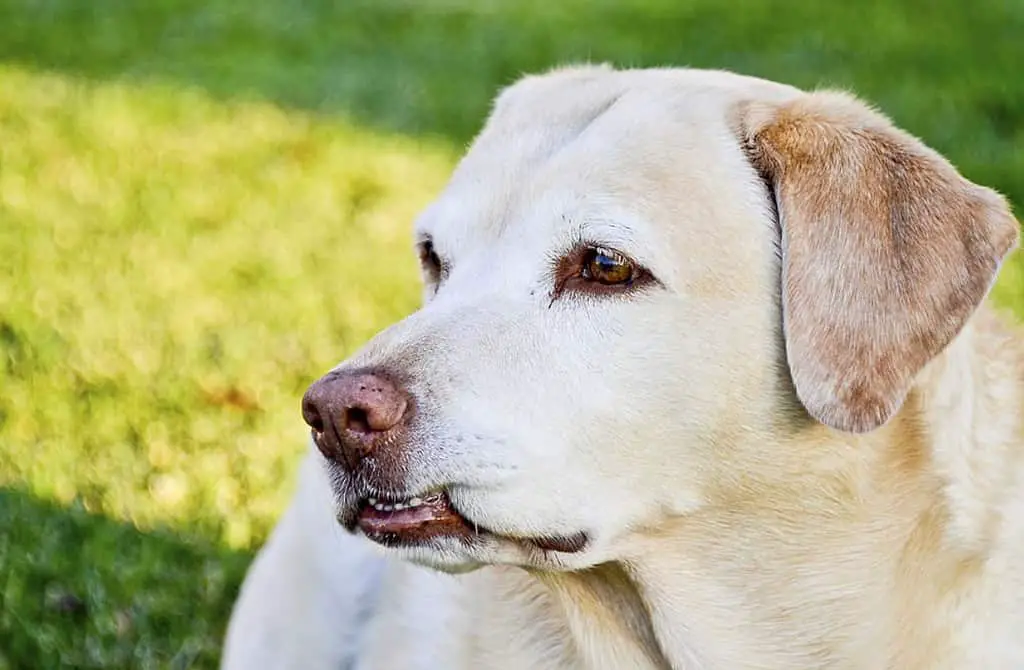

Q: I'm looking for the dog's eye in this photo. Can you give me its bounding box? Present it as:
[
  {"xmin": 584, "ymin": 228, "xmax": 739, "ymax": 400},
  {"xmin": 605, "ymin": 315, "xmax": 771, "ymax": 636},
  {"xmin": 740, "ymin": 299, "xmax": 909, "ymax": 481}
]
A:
[
  {"xmin": 418, "ymin": 239, "xmax": 445, "ymax": 282},
  {"xmin": 551, "ymin": 244, "xmax": 655, "ymax": 301},
  {"xmin": 581, "ymin": 248, "xmax": 635, "ymax": 285}
]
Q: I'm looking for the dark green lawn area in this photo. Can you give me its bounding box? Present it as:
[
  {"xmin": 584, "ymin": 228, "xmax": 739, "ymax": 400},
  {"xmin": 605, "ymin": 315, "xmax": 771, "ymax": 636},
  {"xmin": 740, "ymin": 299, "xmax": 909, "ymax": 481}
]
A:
[{"xmin": 0, "ymin": 1, "xmax": 1021, "ymax": 667}]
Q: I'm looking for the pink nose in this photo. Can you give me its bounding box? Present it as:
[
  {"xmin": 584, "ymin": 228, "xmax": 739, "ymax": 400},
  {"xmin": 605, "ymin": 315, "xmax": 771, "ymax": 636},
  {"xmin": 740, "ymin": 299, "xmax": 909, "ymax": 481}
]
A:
[{"xmin": 301, "ymin": 370, "xmax": 410, "ymax": 470}]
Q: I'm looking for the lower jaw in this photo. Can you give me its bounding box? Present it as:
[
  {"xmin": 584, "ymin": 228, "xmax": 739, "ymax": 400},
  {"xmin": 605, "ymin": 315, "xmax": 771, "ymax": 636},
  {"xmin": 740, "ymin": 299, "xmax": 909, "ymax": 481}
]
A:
[{"xmin": 358, "ymin": 520, "xmax": 486, "ymax": 549}]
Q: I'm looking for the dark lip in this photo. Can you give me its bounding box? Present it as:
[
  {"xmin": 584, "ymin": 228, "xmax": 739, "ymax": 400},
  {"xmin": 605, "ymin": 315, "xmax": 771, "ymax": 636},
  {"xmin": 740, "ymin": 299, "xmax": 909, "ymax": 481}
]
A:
[
  {"xmin": 342, "ymin": 487, "xmax": 590, "ymax": 555},
  {"xmin": 354, "ymin": 489, "xmax": 484, "ymax": 548},
  {"xmin": 336, "ymin": 486, "xmax": 444, "ymax": 531},
  {"xmin": 525, "ymin": 530, "xmax": 589, "ymax": 554}
]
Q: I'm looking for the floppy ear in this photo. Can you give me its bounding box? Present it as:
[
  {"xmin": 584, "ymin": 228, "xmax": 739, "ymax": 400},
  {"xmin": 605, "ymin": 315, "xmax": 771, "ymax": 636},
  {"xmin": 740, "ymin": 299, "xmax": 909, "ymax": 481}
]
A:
[{"xmin": 737, "ymin": 91, "xmax": 1019, "ymax": 433}]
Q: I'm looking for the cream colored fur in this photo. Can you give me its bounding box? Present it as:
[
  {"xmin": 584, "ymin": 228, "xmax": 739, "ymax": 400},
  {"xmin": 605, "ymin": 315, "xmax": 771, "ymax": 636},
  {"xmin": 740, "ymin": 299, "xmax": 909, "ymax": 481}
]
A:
[{"xmin": 221, "ymin": 65, "xmax": 1024, "ymax": 670}]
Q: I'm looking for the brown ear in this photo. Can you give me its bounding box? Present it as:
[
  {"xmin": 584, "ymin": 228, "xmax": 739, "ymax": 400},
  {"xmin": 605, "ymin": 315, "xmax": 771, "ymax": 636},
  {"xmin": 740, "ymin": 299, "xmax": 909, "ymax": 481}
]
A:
[{"xmin": 738, "ymin": 91, "xmax": 1019, "ymax": 433}]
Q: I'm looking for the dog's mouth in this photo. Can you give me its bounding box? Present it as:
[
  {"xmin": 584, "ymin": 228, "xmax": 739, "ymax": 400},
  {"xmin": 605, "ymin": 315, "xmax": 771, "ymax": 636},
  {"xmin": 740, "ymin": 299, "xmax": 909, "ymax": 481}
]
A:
[
  {"xmin": 352, "ymin": 490, "xmax": 589, "ymax": 555},
  {"xmin": 356, "ymin": 491, "xmax": 476, "ymax": 547}
]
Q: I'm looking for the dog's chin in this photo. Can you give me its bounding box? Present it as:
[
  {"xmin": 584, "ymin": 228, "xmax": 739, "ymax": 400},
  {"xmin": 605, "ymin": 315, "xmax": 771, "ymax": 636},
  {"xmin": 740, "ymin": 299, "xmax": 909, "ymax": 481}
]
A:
[
  {"xmin": 335, "ymin": 488, "xmax": 595, "ymax": 572},
  {"xmin": 372, "ymin": 536, "xmax": 488, "ymax": 575}
]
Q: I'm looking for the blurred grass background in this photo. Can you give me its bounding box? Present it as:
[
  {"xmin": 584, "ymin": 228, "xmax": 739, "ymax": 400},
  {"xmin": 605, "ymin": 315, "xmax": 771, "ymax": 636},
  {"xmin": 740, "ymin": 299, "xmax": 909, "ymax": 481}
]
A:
[{"xmin": 0, "ymin": 0, "xmax": 1021, "ymax": 667}]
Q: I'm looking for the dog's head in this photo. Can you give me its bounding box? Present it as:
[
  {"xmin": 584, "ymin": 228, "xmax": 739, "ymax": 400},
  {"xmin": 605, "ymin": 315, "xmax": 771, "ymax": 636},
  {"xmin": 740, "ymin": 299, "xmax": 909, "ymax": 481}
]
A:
[{"xmin": 301, "ymin": 66, "xmax": 1018, "ymax": 573}]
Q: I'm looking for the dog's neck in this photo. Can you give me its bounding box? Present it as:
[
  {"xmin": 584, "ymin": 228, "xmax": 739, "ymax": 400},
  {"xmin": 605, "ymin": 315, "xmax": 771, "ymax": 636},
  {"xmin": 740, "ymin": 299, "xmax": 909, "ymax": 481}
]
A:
[
  {"xmin": 913, "ymin": 306, "xmax": 1024, "ymax": 554},
  {"xmin": 530, "ymin": 564, "xmax": 673, "ymax": 670},
  {"xmin": 537, "ymin": 308, "xmax": 1024, "ymax": 670}
]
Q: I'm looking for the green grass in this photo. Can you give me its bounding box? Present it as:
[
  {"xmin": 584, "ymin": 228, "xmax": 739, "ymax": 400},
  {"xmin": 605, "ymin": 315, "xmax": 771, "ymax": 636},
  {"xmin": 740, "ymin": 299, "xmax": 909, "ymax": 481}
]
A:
[{"xmin": 0, "ymin": 1, "xmax": 1021, "ymax": 667}]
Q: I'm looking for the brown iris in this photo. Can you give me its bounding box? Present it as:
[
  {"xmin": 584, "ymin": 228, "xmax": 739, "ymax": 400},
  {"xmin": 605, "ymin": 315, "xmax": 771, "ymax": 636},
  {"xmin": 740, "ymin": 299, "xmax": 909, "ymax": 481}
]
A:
[{"xmin": 581, "ymin": 247, "xmax": 635, "ymax": 285}]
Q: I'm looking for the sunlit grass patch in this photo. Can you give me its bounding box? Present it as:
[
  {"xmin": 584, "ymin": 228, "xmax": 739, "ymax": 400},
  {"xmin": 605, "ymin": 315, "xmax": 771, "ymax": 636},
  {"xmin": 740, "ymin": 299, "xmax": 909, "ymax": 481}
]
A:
[
  {"xmin": 0, "ymin": 65, "xmax": 458, "ymax": 666},
  {"xmin": 0, "ymin": 65, "xmax": 453, "ymax": 544}
]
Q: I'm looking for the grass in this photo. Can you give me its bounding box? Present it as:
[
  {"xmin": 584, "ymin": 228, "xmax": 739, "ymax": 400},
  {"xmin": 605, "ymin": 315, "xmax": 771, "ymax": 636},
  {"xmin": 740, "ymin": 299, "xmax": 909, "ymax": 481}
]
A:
[
  {"xmin": 0, "ymin": 0, "xmax": 1021, "ymax": 667},
  {"xmin": 0, "ymin": 63, "xmax": 447, "ymax": 668}
]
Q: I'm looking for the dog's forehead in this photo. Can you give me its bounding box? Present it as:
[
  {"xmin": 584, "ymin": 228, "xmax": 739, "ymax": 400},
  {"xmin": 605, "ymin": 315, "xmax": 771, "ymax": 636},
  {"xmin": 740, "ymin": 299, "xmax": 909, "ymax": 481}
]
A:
[{"xmin": 416, "ymin": 66, "xmax": 799, "ymax": 259}]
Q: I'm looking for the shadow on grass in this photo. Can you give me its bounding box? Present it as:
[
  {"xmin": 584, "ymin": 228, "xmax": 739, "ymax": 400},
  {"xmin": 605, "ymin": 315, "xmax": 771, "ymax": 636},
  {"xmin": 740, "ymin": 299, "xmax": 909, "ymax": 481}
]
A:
[
  {"xmin": 0, "ymin": 0, "xmax": 1021, "ymax": 204},
  {"xmin": 0, "ymin": 488, "xmax": 252, "ymax": 670}
]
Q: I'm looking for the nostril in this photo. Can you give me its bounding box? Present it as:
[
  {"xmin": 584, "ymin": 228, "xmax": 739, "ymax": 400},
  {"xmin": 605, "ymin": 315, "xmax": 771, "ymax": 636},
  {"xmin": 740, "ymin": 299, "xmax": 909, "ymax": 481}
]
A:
[
  {"xmin": 342, "ymin": 406, "xmax": 372, "ymax": 435},
  {"xmin": 309, "ymin": 414, "xmax": 325, "ymax": 434},
  {"xmin": 301, "ymin": 397, "xmax": 325, "ymax": 434}
]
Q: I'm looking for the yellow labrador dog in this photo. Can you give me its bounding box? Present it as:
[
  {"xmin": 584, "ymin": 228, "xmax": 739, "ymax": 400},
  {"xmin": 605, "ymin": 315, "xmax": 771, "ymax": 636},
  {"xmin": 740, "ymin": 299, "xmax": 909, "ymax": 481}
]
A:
[{"xmin": 221, "ymin": 65, "xmax": 1023, "ymax": 669}]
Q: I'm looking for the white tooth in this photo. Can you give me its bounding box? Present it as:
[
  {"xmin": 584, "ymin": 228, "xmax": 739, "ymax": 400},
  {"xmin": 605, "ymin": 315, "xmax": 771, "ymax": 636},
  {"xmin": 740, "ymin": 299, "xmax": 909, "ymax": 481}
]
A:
[
  {"xmin": 374, "ymin": 503, "xmax": 385, "ymax": 511},
  {"xmin": 383, "ymin": 504, "xmax": 393, "ymax": 511},
  {"xmin": 393, "ymin": 503, "xmax": 406, "ymax": 511},
  {"xmin": 368, "ymin": 498, "xmax": 378, "ymax": 505},
  {"xmin": 409, "ymin": 497, "xmax": 423, "ymax": 507}
]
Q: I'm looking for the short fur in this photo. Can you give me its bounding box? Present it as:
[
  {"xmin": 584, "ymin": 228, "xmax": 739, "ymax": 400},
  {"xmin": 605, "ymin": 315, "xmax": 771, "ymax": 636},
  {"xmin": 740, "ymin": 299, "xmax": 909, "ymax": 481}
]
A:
[{"xmin": 221, "ymin": 65, "xmax": 1023, "ymax": 670}]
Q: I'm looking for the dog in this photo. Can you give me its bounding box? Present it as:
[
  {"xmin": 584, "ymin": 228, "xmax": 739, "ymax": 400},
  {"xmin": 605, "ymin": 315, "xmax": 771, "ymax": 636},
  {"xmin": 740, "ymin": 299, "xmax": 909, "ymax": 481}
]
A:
[{"xmin": 220, "ymin": 64, "xmax": 1023, "ymax": 669}]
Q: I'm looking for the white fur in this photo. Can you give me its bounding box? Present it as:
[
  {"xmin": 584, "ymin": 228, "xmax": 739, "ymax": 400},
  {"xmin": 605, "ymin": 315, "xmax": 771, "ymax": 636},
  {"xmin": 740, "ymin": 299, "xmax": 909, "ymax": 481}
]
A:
[{"xmin": 222, "ymin": 66, "xmax": 1024, "ymax": 669}]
